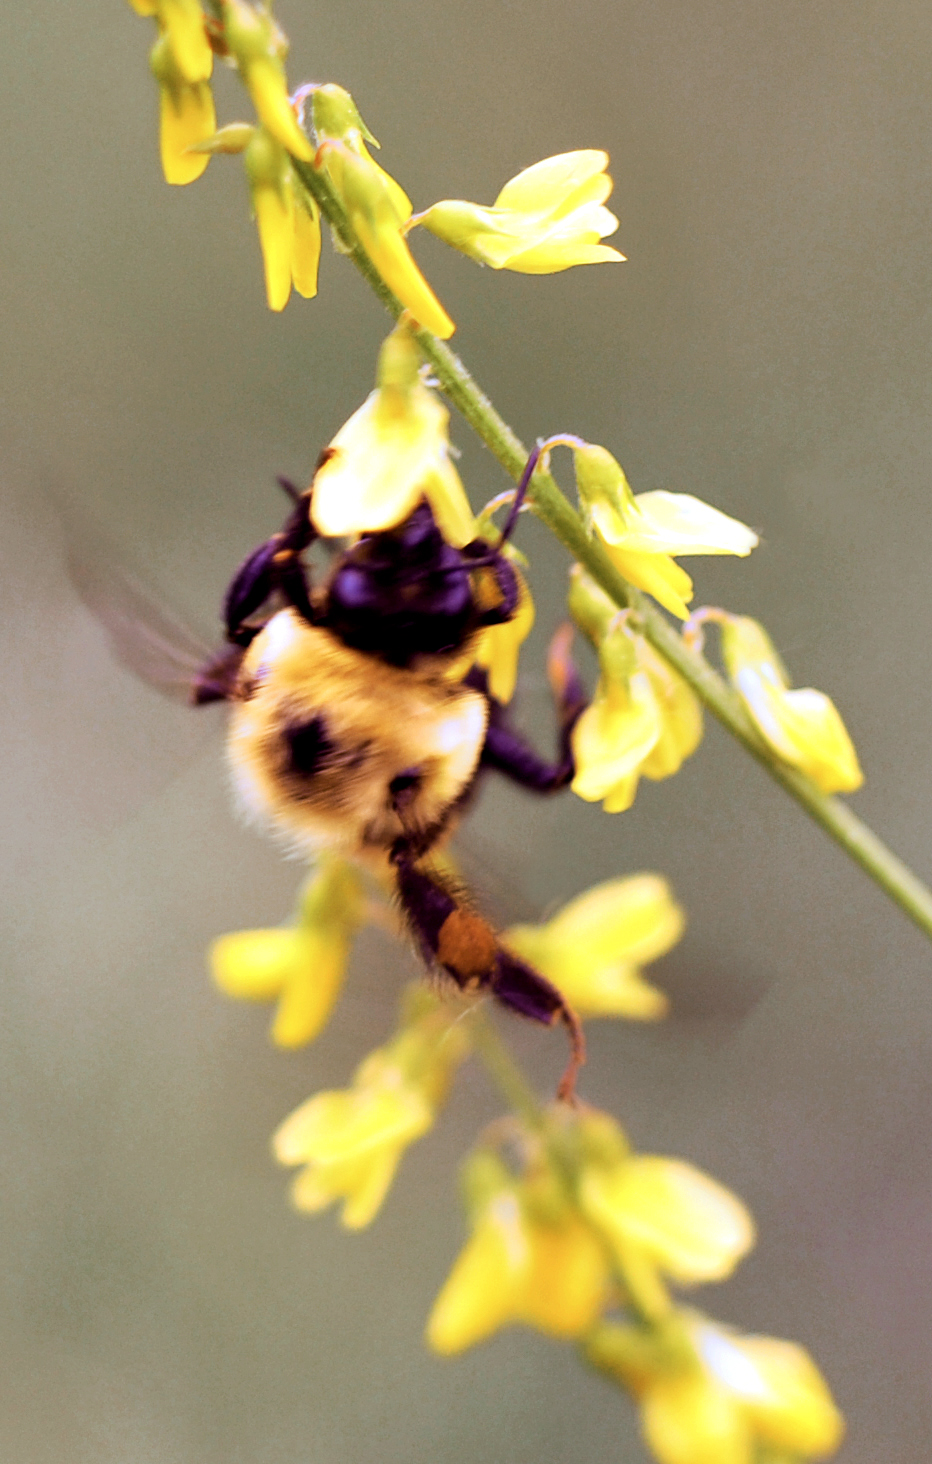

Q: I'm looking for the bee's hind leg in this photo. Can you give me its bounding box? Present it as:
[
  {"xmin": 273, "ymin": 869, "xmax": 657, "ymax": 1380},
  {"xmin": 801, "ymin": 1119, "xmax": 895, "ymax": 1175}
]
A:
[
  {"xmin": 473, "ymin": 624, "xmax": 587, "ymax": 793},
  {"xmin": 392, "ymin": 851, "xmax": 585, "ymax": 1102}
]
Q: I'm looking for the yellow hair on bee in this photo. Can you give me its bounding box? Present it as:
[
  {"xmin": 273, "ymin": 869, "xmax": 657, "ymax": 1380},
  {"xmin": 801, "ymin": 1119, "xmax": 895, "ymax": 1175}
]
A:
[{"xmin": 227, "ymin": 609, "xmax": 489, "ymax": 864}]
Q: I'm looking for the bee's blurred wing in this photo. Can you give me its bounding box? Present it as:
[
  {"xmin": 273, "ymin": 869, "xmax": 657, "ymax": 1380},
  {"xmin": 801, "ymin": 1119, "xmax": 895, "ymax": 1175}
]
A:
[{"xmin": 63, "ymin": 515, "xmax": 218, "ymax": 703}]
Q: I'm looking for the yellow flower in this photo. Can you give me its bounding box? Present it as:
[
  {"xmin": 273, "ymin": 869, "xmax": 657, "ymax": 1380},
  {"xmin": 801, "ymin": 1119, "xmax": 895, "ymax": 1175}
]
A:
[
  {"xmin": 221, "ymin": 0, "xmax": 313, "ymax": 160},
  {"xmin": 245, "ymin": 128, "xmax": 321, "ymax": 311},
  {"xmin": 273, "ymin": 990, "xmax": 471, "ymax": 1229},
  {"xmin": 129, "ymin": 0, "xmax": 213, "ymax": 83},
  {"xmin": 427, "ymin": 1160, "xmax": 612, "ymax": 1353},
  {"xmin": 503, "ymin": 873, "xmax": 684, "ymax": 1019},
  {"xmin": 719, "ymin": 614, "xmax": 863, "ymax": 794},
  {"xmin": 572, "ymin": 443, "xmax": 758, "ymax": 618},
  {"xmin": 149, "ymin": 32, "xmax": 216, "ymax": 186},
  {"xmin": 579, "ymin": 1156, "xmax": 755, "ymax": 1289},
  {"xmin": 472, "ymin": 561, "xmax": 534, "ymax": 702},
  {"xmin": 209, "ymin": 857, "xmax": 363, "ymax": 1048},
  {"xmin": 321, "ymin": 141, "xmax": 455, "ymax": 339},
  {"xmin": 593, "ymin": 1313, "xmax": 845, "ymax": 1464},
  {"xmin": 311, "ymin": 323, "xmax": 475, "ymax": 543},
  {"xmin": 413, "ymin": 150, "xmax": 624, "ymax": 273},
  {"xmin": 568, "ymin": 605, "xmax": 702, "ymax": 812},
  {"xmin": 311, "ymin": 84, "xmax": 413, "ymax": 225}
]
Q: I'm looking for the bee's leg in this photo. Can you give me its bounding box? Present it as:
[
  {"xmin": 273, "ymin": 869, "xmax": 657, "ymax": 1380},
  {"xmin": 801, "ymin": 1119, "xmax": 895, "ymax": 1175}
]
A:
[
  {"xmin": 223, "ymin": 493, "xmax": 318, "ymax": 642},
  {"xmin": 475, "ymin": 624, "xmax": 587, "ymax": 792},
  {"xmin": 392, "ymin": 852, "xmax": 585, "ymax": 1101}
]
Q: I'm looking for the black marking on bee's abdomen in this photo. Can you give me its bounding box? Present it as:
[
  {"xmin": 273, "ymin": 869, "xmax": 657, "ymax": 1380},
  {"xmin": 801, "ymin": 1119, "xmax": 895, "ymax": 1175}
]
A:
[
  {"xmin": 284, "ymin": 714, "xmax": 335, "ymax": 777},
  {"xmin": 388, "ymin": 767, "xmax": 423, "ymax": 808}
]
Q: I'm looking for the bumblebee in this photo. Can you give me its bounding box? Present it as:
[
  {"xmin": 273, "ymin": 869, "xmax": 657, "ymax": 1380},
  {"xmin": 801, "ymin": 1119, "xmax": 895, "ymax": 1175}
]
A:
[{"xmin": 188, "ymin": 454, "xmax": 588, "ymax": 1096}]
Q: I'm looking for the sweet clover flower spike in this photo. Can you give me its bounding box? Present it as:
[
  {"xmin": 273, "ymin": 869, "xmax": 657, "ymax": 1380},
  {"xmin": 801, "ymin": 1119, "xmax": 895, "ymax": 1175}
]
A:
[
  {"xmin": 412, "ymin": 150, "xmax": 624, "ymax": 273},
  {"xmin": 587, "ymin": 1313, "xmax": 844, "ymax": 1464},
  {"xmin": 320, "ymin": 140, "xmax": 455, "ymax": 339},
  {"xmin": 503, "ymin": 873, "xmax": 684, "ymax": 1019},
  {"xmin": 209, "ymin": 856, "xmax": 363, "ymax": 1047},
  {"xmin": 221, "ymin": 0, "xmax": 313, "ymax": 161},
  {"xmin": 572, "ymin": 442, "xmax": 758, "ymax": 618},
  {"xmin": 715, "ymin": 612, "xmax": 864, "ymax": 794},
  {"xmin": 567, "ymin": 585, "xmax": 703, "ymax": 812},
  {"xmin": 244, "ymin": 127, "xmax": 321, "ymax": 310},
  {"xmin": 273, "ymin": 989, "xmax": 470, "ymax": 1228},
  {"xmin": 149, "ymin": 32, "xmax": 216, "ymax": 185},
  {"xmin": 311, "ymin": 323, "xmax": 475, "ymax": 543},
  {"xmin": 427, "ymin": 1151, "xmax": 612, "ymax": 1354}
]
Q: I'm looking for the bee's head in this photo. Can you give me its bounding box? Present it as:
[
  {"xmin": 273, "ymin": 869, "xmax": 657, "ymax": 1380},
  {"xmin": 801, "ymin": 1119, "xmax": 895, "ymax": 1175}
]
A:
[{"xmin": 323, "ymin": 500, "xmax": 518, "ymax": 667}]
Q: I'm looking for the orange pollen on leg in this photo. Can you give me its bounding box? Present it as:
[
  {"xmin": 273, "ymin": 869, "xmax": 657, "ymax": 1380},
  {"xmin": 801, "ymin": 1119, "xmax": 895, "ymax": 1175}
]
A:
[{"xmin": 436, "ymin": 907, "xmax": 499, "ymax": 979}]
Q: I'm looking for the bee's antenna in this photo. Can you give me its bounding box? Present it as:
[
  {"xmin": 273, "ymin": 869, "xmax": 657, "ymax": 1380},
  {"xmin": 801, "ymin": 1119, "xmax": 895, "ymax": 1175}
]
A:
[{"xmin": 496, "ymin": 440, "xmax": 544, "ymax": 549}]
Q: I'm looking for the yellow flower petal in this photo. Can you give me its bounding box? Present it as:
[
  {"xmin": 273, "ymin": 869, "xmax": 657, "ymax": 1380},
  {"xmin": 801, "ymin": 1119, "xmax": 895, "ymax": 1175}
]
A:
[
  {"xmin": 638, "ymin": 643, "xmax": 704, "ymax": 778},
  {"xmin": 427, "ymin": 1191, "xmax": 530, "ymax": 1353},
  {"xmin": 415, "ymin": 150, "xmax": 623, "ymax": 273},
  {"xmin": 493, "ymin": 149, "xmax": 613, "ymax": 213},
  {"xmin": 355, "ymin": 213, "xmax": 455, "ymax": 338},
  {"xmin": 160, "ymin": 0, "xmax": 213, "ymax": 83},
  {"xmin": 581, "ymin": 1156, "xmax": 755, "ymax": 1284},
  {"xmin": 209, "ymin": 926, "xmax": 300, "ymax": 1001},
  {"xmin": 473, "ymin": 566, "xmax": 534, "ymax": 702},
  {"xmin": 519, "ymin": 1216, "xmax": 611, "ymax": 1337},
  {"xmin": 642, "ymin": 1372, "xmax": 753, "ymax": 1464},
  {"xmin": 504, "ymin": 874, "xmax": 683, "ymax": 1019},
  {"xmin": 158, "ymin": 77, "xmax": 215, "ymax": 186},
  {"xmin": 571, "ymin": 671, "xmax": 662, "ymax": 801},
  {"xmin": 291, "ymin": 197, "xmax": 321, "ymax": 299},
  {"xmin": 270, "ymin": 927, "xmax": 352, "ymax": 1049},
  {"xmin": 621, "ymin": 493, "xmax": 759, "ymax": 557},
  {"xmin": 253, "ymin": 183, "xmax": 294, "ymax": 311},
  {"xmin": 723, "ymin": 615, "xmax": 863, "ymax": 793},
  {"xmin": 607, "ymin": 547, "xmax": 695, "ymax": 619},
  {"xmin": 311, "ymin": 381, "xmax": 469, "ymax": 539}
]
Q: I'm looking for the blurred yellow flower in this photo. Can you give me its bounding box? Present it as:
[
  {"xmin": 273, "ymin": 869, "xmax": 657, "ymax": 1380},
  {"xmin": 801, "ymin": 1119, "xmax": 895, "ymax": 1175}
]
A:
[
  {"xmin": 718, "ymin": 614, "xmax": 863, "ymax": 794},
  {"xmin": 245, "ymin": 128, "xmax": 321, "ymax": 311},
  {"xmin": 130, "ymin": 0, "xmax": 212, "ymax": 83},
  {"xmin": 221, "ymin": 0, "xmax": 313, "ymax": 160},
  {"xmin": 209, "ymin": 856, "xmax": 363, "ymax": 1048},
  {"xmin": 472, "ymin": 562, "xmax": 534, "ymax": 702},
  {"xmin": 591, "ymin": 1313, "xmax": 844, "ymax": 1464},
  {"xmin": 413, "ymin": 150, "xmax": 624, "ymax": 273},
  {"xmin": 311, "ymin": 323, "xmax": 474, "ymax": 543},
  {"xmin": 321, "ymin": 140, "xmax": 455, "ymax": 339},
  {"xmin": 579, "ymin": 1156, "xmax": 755, "ymax": 1288},
  {"xmin": 568, "ymin": 609, "xmax": 702, "ymax": 812},
  {"xmin": 427, "ymin": 1169, "xmax": 612, "ymax": 1353},
  {"xmin": 273, "ymin": 990, "xmax": 471, "ymax": 1228},
  {"xmin": 149, "ymin": 32, "xmax": 216, "ymax": 186},
  {"xmin": 503, "ymin": 873, "xmax": 684, "ymax": 1019},
  {"xmin": 572, "ymin": 442, "xmax": 758, "ymax": 618}
]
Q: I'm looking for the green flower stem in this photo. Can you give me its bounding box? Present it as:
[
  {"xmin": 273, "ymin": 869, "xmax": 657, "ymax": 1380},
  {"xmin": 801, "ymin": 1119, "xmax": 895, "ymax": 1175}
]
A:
[
  {"xmin": 288, "ymin": 158, "xmax": 932, "ymax": 943},
  {"xmin": 470, "ymin": 1012, "xmax": 547, "ymax": 1131}
]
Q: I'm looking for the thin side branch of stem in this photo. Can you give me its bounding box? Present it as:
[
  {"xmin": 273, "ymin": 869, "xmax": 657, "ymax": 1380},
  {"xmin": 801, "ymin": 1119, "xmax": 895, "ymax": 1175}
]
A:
[{"xmin": 289, "ymin": 161, "xmax": 932, "ymax": 945}]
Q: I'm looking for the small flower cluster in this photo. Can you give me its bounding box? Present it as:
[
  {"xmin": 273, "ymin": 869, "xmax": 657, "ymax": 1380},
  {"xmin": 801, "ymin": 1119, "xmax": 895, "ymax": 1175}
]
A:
[
  {"xmin": 127, "ymin": 1, "xmax": 622, "ymax": 320},
  {"xmin": 538, "ymin": 434, "xmax": 864, "ymax": 810},
  {"xmin": 428, "ymin": 1106, "xmax": 843, "ymax": 1464}
]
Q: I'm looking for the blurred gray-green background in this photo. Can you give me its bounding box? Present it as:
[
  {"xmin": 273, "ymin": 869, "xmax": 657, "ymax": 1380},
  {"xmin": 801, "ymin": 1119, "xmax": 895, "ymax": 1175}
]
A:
[{"xmin": 3, "ymin": 2, "xmax": 932, "ymax": 1460}]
